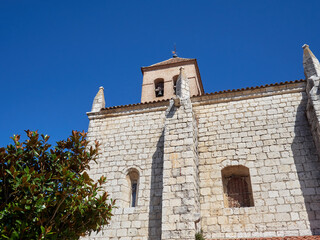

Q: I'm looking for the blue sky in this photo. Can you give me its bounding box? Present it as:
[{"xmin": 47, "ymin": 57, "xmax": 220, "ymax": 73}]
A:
[{"xmin": 1, "ymin": 0, "xmax": 320, "ymax": 146}]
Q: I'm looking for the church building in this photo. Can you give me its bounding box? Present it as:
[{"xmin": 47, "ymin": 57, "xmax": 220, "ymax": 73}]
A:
[{"xmin": 84, "ymin": 45, "xmax": 320, "ymax": 240}]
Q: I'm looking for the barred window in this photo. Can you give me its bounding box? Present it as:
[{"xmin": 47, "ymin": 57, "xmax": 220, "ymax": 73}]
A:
[{"xmin": 222, "ymin": 166, "xmax": 254, "ymax": 208}]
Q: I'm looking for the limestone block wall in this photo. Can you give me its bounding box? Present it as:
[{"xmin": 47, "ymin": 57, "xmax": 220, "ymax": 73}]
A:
[
  {"xmin": 84, "ymin": 80, "xmax": 320, "ymax": 240},
  {"xmin": 84, "ymin": 104, "xmax": 167, "ymax": 240},
  {"xmin": 194, "ymin": 84, "xmax": 320, "ymax": 239},
  {"xmin": 161, "ymin": 98, "xmax": 200, "ymax": 240}
]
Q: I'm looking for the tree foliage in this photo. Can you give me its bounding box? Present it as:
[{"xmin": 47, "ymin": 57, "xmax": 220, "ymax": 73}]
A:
[{"xmin": 0, "ymin": 130, "xmax": 115, "ymax": 240}]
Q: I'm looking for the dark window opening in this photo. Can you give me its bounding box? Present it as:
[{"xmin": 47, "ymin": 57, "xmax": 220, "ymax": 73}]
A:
[
  {"xmin": 226, "ymin": 176, "xmax": 251, "ymax": 207},
  {"xmin": 222, "ymin": 165, "xmax": 254, "ymax": 208},
  {"xmin": 154, "ymin": 79, "xmax": 164, "ymax": 97},
  {"xmin": 173, "ymin": 75, "xmax": 178, "ymax": 95},
  {"xmin": 155, "ymin": 82, "xmax": 164, "ymax": 97},
  {"xmin": 126, "ymin": 169, "xmax": 139, "ymax": 208},
  {"xmin": 131, "ymin": 182, "xmax": 137, "ymax": 207}
]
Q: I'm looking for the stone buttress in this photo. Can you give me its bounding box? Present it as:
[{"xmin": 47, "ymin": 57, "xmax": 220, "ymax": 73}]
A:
[
  {"xmin": 161, "ymin": 67, "xmax": 201, "ymax": 239},
  {"xmin": 303, "ymin": 44, "xmax": 320, "ymax": 155}
]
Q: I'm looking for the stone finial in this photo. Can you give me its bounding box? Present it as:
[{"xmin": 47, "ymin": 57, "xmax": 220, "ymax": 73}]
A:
[
  {"xmin": 303, "ymin": 44, "xmax": 320, "ymax": 79},
  {"xmin": 91, "ymin": 86, "xmax": 105, "ymax": 112},
  {"xmin": 176, "ymin": 67, "xmax": 190, "ymax": 99},
  {"xmin": 302, "ymin": 44, "xmax": 309, "ymax": 49}
]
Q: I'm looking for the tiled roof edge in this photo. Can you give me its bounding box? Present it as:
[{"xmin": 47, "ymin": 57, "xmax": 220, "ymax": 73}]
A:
[
  {"xmin": 199, "ymin": 79, "xmax": 306, "ymax": 97},
  {"xmin": 102, "ymin": 99, "xmax": 169, "ymax": 111},
  {"xmin": 101, "ymin": 79, "xmax": 306, "ymax": 111}
]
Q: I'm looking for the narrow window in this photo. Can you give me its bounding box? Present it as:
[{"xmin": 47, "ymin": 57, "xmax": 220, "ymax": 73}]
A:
[
  {"xmin": 154, "ymin": 78, "xmax": 164, "ymax": 97},
  {"xmin": 126, "ymin": 169, "xmax": 139, "ymax": 207},
  {"xmin": 222, "ymin": 166, "xmax": 254, "ymax": 208},
  {"xmin": 131, "ymin": 181, "xmax": 137, "ymax": 207},
  {"xmin": 173, "ymin": 75, "xmax": 178, "ymax": 95}
]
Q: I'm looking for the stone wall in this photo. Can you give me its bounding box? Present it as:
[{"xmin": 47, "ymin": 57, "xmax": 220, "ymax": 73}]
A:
[
  {"xmin": 84, "ymin": 103, "xmax": 167, "ymax": 240},
  {"xmin": 161, "ymin": 72, "xmax": 200, "ymax": 239},
  {"xmin": 84, "ymin": 81, "xmax": 320, "ymax": 239},
  {"xmin": 194, "ymin": 83, "xmax": 320, "ymax": 238}
]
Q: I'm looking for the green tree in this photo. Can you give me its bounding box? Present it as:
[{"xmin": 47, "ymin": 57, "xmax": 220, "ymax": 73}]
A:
[{"xmin": 0, "ymin": 130, "xmax": 115, "ymax": 240}]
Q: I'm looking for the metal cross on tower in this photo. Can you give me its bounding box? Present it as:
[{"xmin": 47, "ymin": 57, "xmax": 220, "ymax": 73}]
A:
[{"xmin": 172, "ymin": 44, "xmax": 178, "ymax": 58}]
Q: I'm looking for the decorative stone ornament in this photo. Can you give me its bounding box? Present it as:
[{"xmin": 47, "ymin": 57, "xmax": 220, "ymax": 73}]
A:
[
  {"xmin": 91, "ymin": 86, "xmax": 105, "ymax": 112},
  {"xmin": 303, "ymin": 44, "xmax": 320, "ymax": 79}
]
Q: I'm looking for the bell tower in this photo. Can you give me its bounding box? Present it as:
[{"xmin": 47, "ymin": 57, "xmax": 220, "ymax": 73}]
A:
[{"xmin": 140, "ymin": 54, "xmax": 204, "ymax": 103}]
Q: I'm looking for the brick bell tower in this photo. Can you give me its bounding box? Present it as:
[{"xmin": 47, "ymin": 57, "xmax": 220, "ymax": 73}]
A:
[{"xmin": 140, "ymin": 53, "xmax": 204, "ymax": 103}]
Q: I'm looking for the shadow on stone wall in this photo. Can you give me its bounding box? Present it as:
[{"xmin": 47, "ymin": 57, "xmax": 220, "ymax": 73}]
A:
[
  {"xmin": 166, "ymin": 102, "xmax": 177, "ymax": 119},
  {"xmin": 292, "ymin": 99, "xmax": 320, "ymax": 235},
  {"xmin": 148, "ymin": 130, "xmax": 164, "ymax": 240}
]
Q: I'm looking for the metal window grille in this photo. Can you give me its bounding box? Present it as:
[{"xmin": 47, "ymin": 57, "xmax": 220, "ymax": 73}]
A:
[{"xmin": 226, "ymin": 176, "xmax": 251, "ymax": 208}]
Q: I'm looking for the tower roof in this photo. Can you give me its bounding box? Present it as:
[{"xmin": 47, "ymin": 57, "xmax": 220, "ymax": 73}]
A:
[
  {"xmin": 141, "ymin": 57, "xmax": 197, "ymax": 73},
  {"xmin": 149, "ymin": 57, "xmax": 194, "ymax": 67}
]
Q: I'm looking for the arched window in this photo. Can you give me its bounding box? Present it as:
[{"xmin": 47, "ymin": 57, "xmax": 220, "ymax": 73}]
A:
[
  {"xmin": 154, "ymin": 78, "xmax": 164, "ymax": 97},
  {"xmin": 221, "ymin": 166, "xmax": 254, "ymax": 208},
  {"xmin": 126, "ymin": 169, "xmax": 139, "ymax": 207},
  {"xmin": 173, "ymin": 75, "xmax": 179, "ymax": 95}
]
